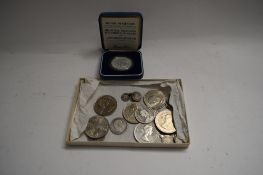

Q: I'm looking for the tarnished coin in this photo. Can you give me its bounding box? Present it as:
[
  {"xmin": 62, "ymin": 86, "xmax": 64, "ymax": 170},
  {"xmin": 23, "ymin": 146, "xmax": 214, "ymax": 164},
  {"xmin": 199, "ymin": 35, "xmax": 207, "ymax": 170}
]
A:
[
  {"xmin": 135, "ymin": 104, "xmax": 155, "ymax": 123},
  {"xmin": 134, "ymin": 123, "xmax": 160, "ymax": 143},
  {"xmin": 85, "ymin": 116, "xmax": 109, "ymax": 139},
  {"xmin": 121, "ymin": 93, "xmax": 130, "ymax": 102},
  {"xmin": 122, "ymin": 103, "xmax": 139, "ymax": 124},
  {"xmin": 155, "ymin": 109, "xmax": 176, "ymax": 134},
  {"xmin": 131, "ymin": 91, "xmax": 142, "ymax": 102},
  {"xmin": 110, "ymin": 118, "xmax": 127, "ymax": 135},
  {"xmin": 160, "ymin": 135, "xmax": 175, "ymax": 144},
  {"xmin": 94, "ymin": 95, "xmax": 117, "ymax": 116},
  {"xmin": 143, "ymin": 90, "xmax": 166, "ymax": 110},
  {"xmin": 111, "ymin": 56, "xmax": 133, "ymax": 71}
]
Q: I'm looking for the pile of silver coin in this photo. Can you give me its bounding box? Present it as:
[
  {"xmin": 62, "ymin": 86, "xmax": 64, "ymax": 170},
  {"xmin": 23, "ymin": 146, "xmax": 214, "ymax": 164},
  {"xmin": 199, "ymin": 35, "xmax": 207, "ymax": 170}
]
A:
[{"xmin": 85, "ymin": 90, "xmax": 177, "ymax": 144}]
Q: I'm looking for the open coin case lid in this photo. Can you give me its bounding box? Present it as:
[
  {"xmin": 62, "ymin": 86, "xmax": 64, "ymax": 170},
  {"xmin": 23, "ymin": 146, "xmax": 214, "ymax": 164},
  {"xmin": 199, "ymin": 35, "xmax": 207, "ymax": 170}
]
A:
[
  {"xmin": 65, "ymin": 78, "xmax": 190, "ymax": 148},
  {"xmin": 98, "ymin": 12, "xmax": 144, "ymax": 80}
]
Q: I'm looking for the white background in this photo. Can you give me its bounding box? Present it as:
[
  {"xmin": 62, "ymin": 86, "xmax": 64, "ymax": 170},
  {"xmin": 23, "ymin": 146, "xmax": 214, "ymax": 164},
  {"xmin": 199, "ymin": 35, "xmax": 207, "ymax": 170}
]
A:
[{"xmin": 1, "ymin": 0, "xmax": 263, "ymax": 174}]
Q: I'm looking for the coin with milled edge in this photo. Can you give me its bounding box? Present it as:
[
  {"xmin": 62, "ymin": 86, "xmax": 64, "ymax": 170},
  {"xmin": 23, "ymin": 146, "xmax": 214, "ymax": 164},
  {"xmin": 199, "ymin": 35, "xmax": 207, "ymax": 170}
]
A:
[
  {"xmin": 94, "ymin": 95, "xmax": 117, "ymax": 116},
  {"xmin": 155, "ymin": 109, "xmax": 176, "ymax": 134},
  {"xmin": 135, "ymin": 104, "xmax": 155, "ymax": 123},
  {"xmin": 110, "ymin": 118, "xmax": 127, "ymax": 135},
  {"xmin": 111, "ymin": 56, "xmax": 133, "ymax": 71},
  {"xmin": 160, "ymin": 135, "xmax": 175, "ymax": 143},
  {"xmin": 85, "ymin": 116, "xmax": 109, "ymax": 139},
  {"xmin": 144, "ymin": 90, "xmax": 166, "ymax": 110},
  {"xmin": 122, "ymin": 103, "xmax": 139, "ymax": 124},
  {"xmin": 131, "ymin": 91, "xmax": 142, "ymax": 102},
  {"xmin": 121, "ymin": 93, "xmax": 130, "ymax": 102},
  {"xmin": 134, "ymin": 123, "xmax": 160, "ymax": 143}
]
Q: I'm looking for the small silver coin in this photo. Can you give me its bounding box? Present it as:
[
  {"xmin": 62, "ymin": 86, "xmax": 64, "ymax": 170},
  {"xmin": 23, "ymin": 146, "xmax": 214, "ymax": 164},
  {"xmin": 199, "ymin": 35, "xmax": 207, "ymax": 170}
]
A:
[
  {"xmin": 160, "ymin": 135, "xmax": 175, "ymax": 144},
  {"xmin": 121, "ymin": 93, "xmax": 130, "ymax": 102},
  {"xmin": 111, "ymin": 56, "xmax": 133, "ymax": 71},
  {"xmin": 85, "ymin": 116, "xmax": 109, "ymax": 139},
  {"xmin": 131, "ymin": 91, "xmax": 142, "ymax": 102},
  {"xmin": 94, "ymin": 95, "xmax": 117, "ymax": 116},
  {"xmin": 122, "ymin": 103, "xmax": 139, "ymax": 124},
  {"xmin": 135, "ymin": 104, "xmax": 155, "ymax": 124},
  {"xmin": 110, "ymin": 118, "xmax": 127, "ymax": 135},
  {"xmin": 143, "ymin": 90, "xmax": 166, "ymax": 110},
  {"xmin": 134, "ymin": 123, "xmax": 160, "ymax": 143}
]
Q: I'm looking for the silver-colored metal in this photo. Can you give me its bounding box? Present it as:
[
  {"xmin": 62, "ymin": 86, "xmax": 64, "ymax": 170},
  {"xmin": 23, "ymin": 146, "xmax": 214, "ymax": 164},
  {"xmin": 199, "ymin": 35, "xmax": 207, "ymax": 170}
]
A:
[
  {"xmin": 155, "ymin": 109, "xmax": 176, "ymax": 134},
  {"xmin": 122, "ymin": 103, "xmax": 139, "ymax": 124},
  {"xmin": 131, "ymin": 91, "xmax": 142, "ymax": 102},
  {"xmin": 94, "ymin": 95, "xmax": 117, "ymax": 116},
  {"xmin": 135, "ymin": 104, "xmax": 155, "ymax": 124},
  {"xmin": 110, "ymin": 118, "xmax": 127, "ymax": 135},
  {"xmin": 143, "ymin": 90, "xmax": 166, "ymax": 110},
  {"xmin": 111, "ymin": 56, "xmax": 133, "ymax": 71},
  {"xmin": 121, "ymin": 93, "xmax": 130, "ymax": 102},
  {"xmin": 85, "ymin": 116, "xmax": 109, "ymax": 139},
  {"xmin": 134, "ymin": 123, "xmax": 160, "ymax": 143},
  {"xmin": 160, "ymin": 135, "xmax": 175, "ymax": 144}
]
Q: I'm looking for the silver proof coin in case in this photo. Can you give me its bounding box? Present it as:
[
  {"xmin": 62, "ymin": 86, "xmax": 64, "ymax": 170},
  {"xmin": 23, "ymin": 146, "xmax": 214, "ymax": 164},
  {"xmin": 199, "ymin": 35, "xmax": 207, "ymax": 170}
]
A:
[{"xmin": 110, "ymin": 56, "xmax": 133, "ymax": 71}]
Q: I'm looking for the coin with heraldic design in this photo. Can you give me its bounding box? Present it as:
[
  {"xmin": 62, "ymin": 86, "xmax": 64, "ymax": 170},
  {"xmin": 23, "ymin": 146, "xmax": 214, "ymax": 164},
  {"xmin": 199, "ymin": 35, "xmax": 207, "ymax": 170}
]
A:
[
  {"xmin": 144, "ymin": 90, "xmax": 166, "ymax": 110},
  {"xmin": 135, "ymin": 104, "xmax": 155, "ymax": 123},
  {"xmin": 155, "ymin": 109, "xmax": 176, "ymax": 134},
  {"xmin": 134, "ymin": 123, "xmax": 160, "ymax": 143},
  {"xmin": 122, "ymin": 103, "xmax": 139, "ymax": 124},
  {"xmin": 110, "ymin": 118, "xmax": 127, "ymax": 135},
  {"xmin": 94, "ymin": 95, "xmax": 117, "ymax": 116},
  {"xmin": 85, "ymin": 116, "xmax": 109, "ymax": 139},
  {"xmin": 131, "ymin": 91, "xmax": 142, "ymax": 102},
  {"xmin": 111, "ymin": 56, "xmax": 133, "ymax": 71}
]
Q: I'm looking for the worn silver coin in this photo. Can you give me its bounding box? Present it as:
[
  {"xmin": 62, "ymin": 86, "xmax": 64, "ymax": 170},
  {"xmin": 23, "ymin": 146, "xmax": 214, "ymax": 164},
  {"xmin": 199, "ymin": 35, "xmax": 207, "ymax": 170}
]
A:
[
  {"xmin": 111, "ymin": 56, "xmax": 133, "ymax": 71},
  {"xmin": 122, "ymin": 103, "xmax": 139, "ymax": 124},
  {"xmin": 85, "ymin": 116, "xmax": 109, "ymax": 139},
  {"xmin": 121, "ymin": 93, "xmax": 130, "ymax": 102},
  {"xmin": 143, "ymin": 90, "xmax": 166, "ymax": 110},
  {"xmin": 135, "ymin": 104, "xmax": 155, "ymax": 124},
  {"xmin": 160, "ymin": 135, "xmax": 175, "ymax": 144},
  {"xmin": 131, "ymin": 91, "xmax": 142, "ymax": 102},
  {"xmin": 94, "ymin": 95, "xmax": 117, "ymax": 116},
  {"xmin": 134, "ymin": 123, "xmax": 160, "ymax": 143},
  {"xmin": 110, "ymin": 118, "xmax": 127, "ymax": 135}
]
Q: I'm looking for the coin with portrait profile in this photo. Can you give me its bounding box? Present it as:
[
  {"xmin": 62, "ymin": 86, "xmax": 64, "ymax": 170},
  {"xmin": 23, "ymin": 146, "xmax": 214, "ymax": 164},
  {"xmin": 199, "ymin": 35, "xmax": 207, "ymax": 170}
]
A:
[
  {"xmin": 134, "ymin": 123, "xmax": 160, "ymax": 143},
  {"xmin": 155, "ymin": 109, "xmax": 176, "ymax": 134},
  {"xmin": 135, "ymin": 104, "xmax": 155, "ymax": 124}
]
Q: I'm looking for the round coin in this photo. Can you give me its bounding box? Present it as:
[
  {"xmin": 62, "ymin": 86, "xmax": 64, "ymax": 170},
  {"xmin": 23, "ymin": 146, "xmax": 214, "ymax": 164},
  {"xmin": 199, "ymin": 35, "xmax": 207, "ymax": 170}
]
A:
[
  {"xmin": 131, "ymin": 91, "xmax": 142, "ymax": 102},
  {"xmin": 155, "ymin": 109, "xmax": 176, "ymax": 134},
  {"xmin": 111, "ymin": 56, "xmax": 133, "ymax": 71},
  {"xmin": 134, "ymin": 123, "xmax": 160, "ymax": 143},
  {"xmin": 135, "ymin": 104, "xmax": 155, "ymax": 124},
  {"xmin": 160, "ymin": 135, "xmax": 175, "ymax": 144},
  {"xmin": 110, "ymin": 118, "xmax": 127, "ymax": 135},
  {"xmin": 122, "ymin": 103, "xmax": 139, "ymax": 124},
  {"xmin": 85, "ymin": 116, "xmax": 109, "ymax": 139},
  {"xmin": 94, "ymin": 95, "xmax": 117, "ymax": 116},
  {"xmin": 143, "ymin": 90, "xmax": 166, "ymax": 110},
  {"xmin": 121, "ymin": 93, "xmax": 130, "ymax": 102}
]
